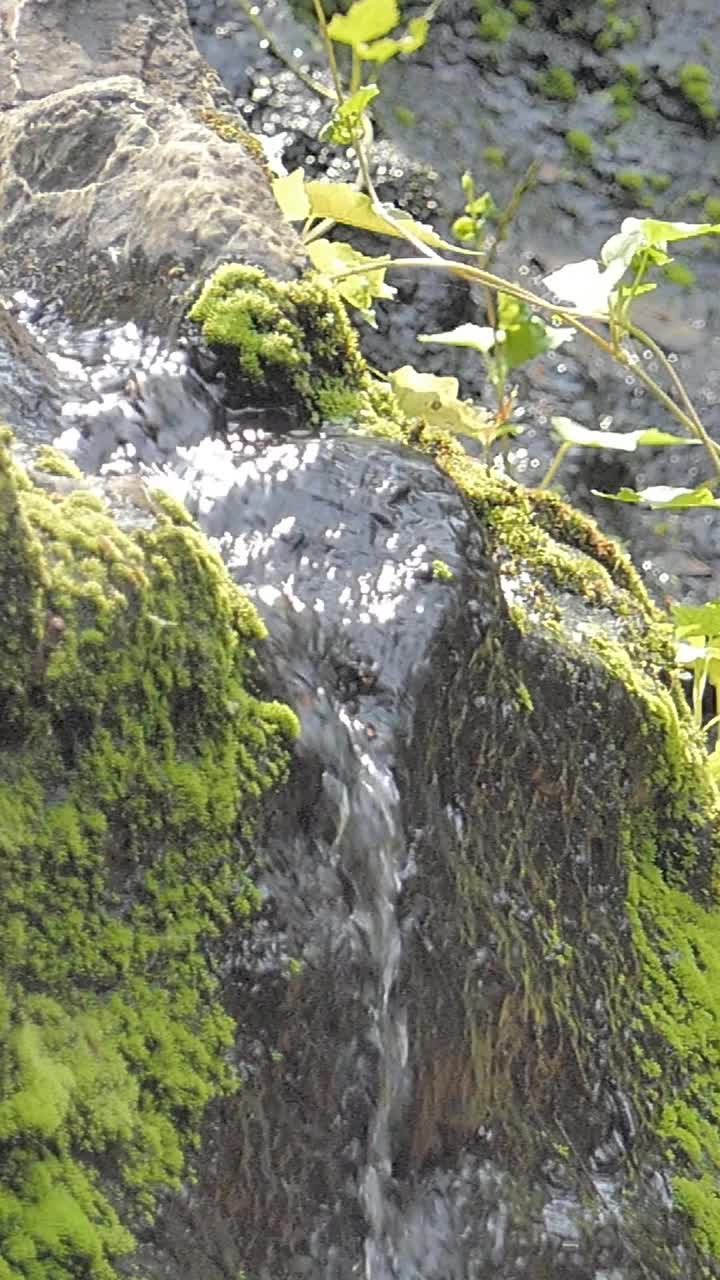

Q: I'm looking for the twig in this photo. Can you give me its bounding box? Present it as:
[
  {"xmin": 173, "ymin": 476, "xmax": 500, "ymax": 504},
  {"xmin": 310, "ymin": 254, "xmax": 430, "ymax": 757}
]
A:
[{"xmin": 235, "ymin": 0, "xmax": 335, "ymax": 100}]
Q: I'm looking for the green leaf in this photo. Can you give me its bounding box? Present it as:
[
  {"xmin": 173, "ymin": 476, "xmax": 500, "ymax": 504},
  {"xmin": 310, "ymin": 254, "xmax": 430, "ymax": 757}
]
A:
[
  {"xmin": 271, "ymin": 168, "xmax": 310, "ymax": 221},
  {"xmin": 551, "ymin": 417, "xmax": 698, "ymax": 451},
  {"xmin": 320, "ymin": 85, "xmax": 379, "ymax": 145},
  {"xmin": 303, "ymin": 181, "xmax": 444, "ymax": 246},
  {"xmin": 388, "ymin": 365, "xmax": 493, "ymax": 437},
  {"xmin": 639, "ymin": 217, "xmax": 720, "ymax": 247},
  {"xmin": 544, "ymin": 257, "xmax": 627, "ymax": 317},
  {"xmin": 327, "ymin": 0, "xmax": 400, "ymax": 46},
  {"xmin": 593, "ymin": 485, "xmax": 720, "ymax": 508},
  {"xmin": 307, "ymin": 238, "xmax": 395, "ymax": 325},
  {"xmin": 547, "ymin": 218, "xmax": 720, "ymax": 318},
  {"xmin": 601, "ymin": 217, "xmax": 720, "ymax": 279},
  {"xmin": 419, "ymin": 313, "xmax": 573, "ymax": 366},
  {"xmin": 358, "ymin": 16, "xmax": 429, "ymax": 62},
  {"xmin": 417, "ymin": 323, "xmax": 496, "ymax": 355},
  {"xmin": 673, "ymin": 601, "xmax": 720, "ymax": 641},
  {"xmin": 496, "ymin": 293, "xmax": 564, "ymax": 369}
]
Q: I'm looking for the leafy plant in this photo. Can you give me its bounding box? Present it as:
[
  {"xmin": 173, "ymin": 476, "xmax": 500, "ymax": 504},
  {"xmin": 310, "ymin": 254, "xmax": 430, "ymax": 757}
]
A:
[{"xmin": 256, "ymin": 0, "xmax": 720, "ymax": 716}]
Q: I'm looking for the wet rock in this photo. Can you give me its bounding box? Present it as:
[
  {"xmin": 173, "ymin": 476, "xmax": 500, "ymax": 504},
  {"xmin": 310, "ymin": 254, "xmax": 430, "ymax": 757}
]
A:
[
  {"xmin": 0, "ymin": 0, "xmax": 230, "ymax": 110},
  {"xmin": 0, "ymin": 2, "xmax": 304, "ymax": 328}
]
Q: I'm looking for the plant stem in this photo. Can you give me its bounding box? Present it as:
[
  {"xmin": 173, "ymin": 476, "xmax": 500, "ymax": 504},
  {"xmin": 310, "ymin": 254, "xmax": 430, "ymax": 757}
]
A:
[
  {"xmin": 335, "ymin": 253, "xmax": 708, "ymax": 445},
  {"xmin": 353, "ymin": 141, "xmax": 443, "ymax": 262},
  {"xmin": 628, "ymin": 321, "xmax": 712, "ymax": 442},
  {"xmin": 539, "ymin": 442, "xmax": 570, "ymax": 490},
  {"xmin": 310, "ymin": 0, "xmax": 344, "ymax": 104},
  {"xmin": 235, "ymin": 0, "xmax": 335, "ymax": 100}
]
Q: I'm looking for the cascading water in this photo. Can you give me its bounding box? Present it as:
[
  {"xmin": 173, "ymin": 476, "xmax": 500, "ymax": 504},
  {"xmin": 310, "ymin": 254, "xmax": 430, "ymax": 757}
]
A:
[{"xmin": 337, "ymin": 734, "xmax": 409, "ymax": 1279}]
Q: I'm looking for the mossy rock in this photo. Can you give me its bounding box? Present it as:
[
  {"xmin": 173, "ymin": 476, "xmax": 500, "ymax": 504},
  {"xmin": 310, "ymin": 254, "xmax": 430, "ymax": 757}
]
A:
[
  {"xmin": 401, "ymin": 429, "xmax": 720, "ymax": 1265},
  {"xmin": 188, "ymin": 264, "xmax": 373, "ymax": 425},
  {"xmin": 0, "ymin": 432, "xmax": 298, "ymax": 1279},
  {"xmin": 185, "ymin": 261, "xmax": 720, "ymax": 1264}
]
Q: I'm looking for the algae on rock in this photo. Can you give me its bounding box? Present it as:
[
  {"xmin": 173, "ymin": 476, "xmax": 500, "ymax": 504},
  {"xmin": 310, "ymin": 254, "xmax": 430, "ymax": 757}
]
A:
[
  {"xmin": 409, "ymin": 424, "xmax": 720, "ymax": 1267},
  {"xmin": 0, "ymin": 432, "xmax": 298, "ymax": 1279}
]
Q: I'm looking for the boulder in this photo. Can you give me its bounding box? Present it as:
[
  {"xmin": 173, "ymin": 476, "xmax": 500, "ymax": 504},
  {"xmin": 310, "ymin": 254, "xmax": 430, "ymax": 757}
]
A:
[
  {"xmin": 3, "ymin": 2, "xmax": 720, "ymax": 1279},
  {"xmin": 0, "ymin": 3, "xmax": 303, "ymax": 328}
]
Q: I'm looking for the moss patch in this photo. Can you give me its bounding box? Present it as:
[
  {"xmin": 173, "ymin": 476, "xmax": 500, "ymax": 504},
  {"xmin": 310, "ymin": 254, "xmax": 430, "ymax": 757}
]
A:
[
  {"xmin": 537, "ymin": 66, "xmax": 577, "ymax": 101},
  {"xmin": 188, "ymin": 264, "xmax": 372, "ymax": 424},
  {"xmin": 0, "ymin": 432, "xmax": 298, "ymax": 1279},
  {"xmin": 197, "ymin": 108, "xmax": 272, "ymax": 177},
  {"xmin": 678, "ymin": 63, "xmax": 718, "ymax": 124}
]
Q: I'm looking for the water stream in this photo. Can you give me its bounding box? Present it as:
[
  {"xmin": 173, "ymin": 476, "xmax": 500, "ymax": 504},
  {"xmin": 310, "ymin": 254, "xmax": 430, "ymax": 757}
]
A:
[{"xmin": 341, "ymin": 742, "xmax": 408, "ymax": 1280}]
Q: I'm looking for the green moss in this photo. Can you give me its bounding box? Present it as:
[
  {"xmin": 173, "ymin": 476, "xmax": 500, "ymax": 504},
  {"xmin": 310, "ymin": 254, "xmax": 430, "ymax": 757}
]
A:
[
  {"xmin": 595, "ymin": 14, "xmax": 638, "ymax": 51},
  {"xmin": 0, "ymin": 438, "xmax": 298, "ymax": 1278},
  {"xmin": 609, "ymin": 80, "xmax": 637, "ymax": 123},
  {"xmin": 565, "ymin": 129, "xmax": 594, "ymax": 160},
  {"xmin": 431, "ymin": 558, "xmax": 454, "ymax": 582},
  {"xmin": 393, "ymin": 105, "xmax": 416, "ymax": 127},
  {"xmin": 538, "ymin": 66, "xmax": 577, "ymax": 101},
  {"xmin": 704, "ymin": 195, "xmax": 720, "ymax": 222},
  {"xmin": 197, "ymin": 109, "xmax": 271, "ymax": 175},
  {"xmin": 687, "ymin": 189, "xmax": 708, "ymax": 206},
  {"xmin": 430, "ymin": 436, "xmax": 653, "ymax": 607},
  {"xmin": 476, "ymin": 1, "xmax": 516, "ymax": 41},
  {"xmin": 622, "ymin": 820, "xmax": 720, "ymax": 1260},
  {"xmin": 482, "ymin": 145, "xmax": 507, "ymax": 169},
  {"xmin": 33, "ymin": 448, "xmax": 83, "ymax": 480},
  {"xmin": 188, "ymin": 264, "xmax": 371, "ymax": 425},
  {"xmin": 616, "ymin": 168, "xmax": 644, "ymax": 192},
  {"xmin": 679, "ymin": 64, "xmax": 718, "ymax": 123},
  {"xmin": 510, "ymin": 0, "xmax": 534, "ymax": 16},
  {"xmin": 514, "ymin": 680, "xmax": 533, "ymax": 712}
]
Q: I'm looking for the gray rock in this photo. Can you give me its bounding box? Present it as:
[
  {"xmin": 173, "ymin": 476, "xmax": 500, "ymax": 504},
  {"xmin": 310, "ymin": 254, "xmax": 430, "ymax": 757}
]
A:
[{"xmin": 0, "ymin": 0, "xmax": 304, "ymax": 328}]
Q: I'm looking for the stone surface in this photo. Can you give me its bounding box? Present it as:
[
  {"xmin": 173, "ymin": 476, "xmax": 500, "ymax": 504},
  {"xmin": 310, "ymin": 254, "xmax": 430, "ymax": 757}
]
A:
[
  {"xmin": 0, "ymin": 3, "xmax": 304, "ymax": 328},
  {"xmin": 0, "ymin": 0, "xmax": 229, "ymax": 110}
]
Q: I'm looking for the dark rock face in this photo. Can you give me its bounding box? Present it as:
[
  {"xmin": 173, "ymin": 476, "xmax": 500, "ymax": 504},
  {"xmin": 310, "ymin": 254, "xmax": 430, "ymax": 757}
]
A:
[{"xmin": 3, "ymin": 4, "xmax": 720, "ymax": 1280}]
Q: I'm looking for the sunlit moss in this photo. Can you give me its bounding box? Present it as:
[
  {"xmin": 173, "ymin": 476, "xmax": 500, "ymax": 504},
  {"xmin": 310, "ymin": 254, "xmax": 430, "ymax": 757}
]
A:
[
  {"xmin": 679, "ymin": 63, "xmax": 718, "ymax": 124},
  {"xmin": 537, "ymin": 66, "xmax": 577, "ymax": 101},
  {"xmin": 0, "ymin": 436, "xmax": 298, "ymax": 1278},
  {"xmin": 188, "ymin": 264, "xmax": 370, "ymax": 424}
]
